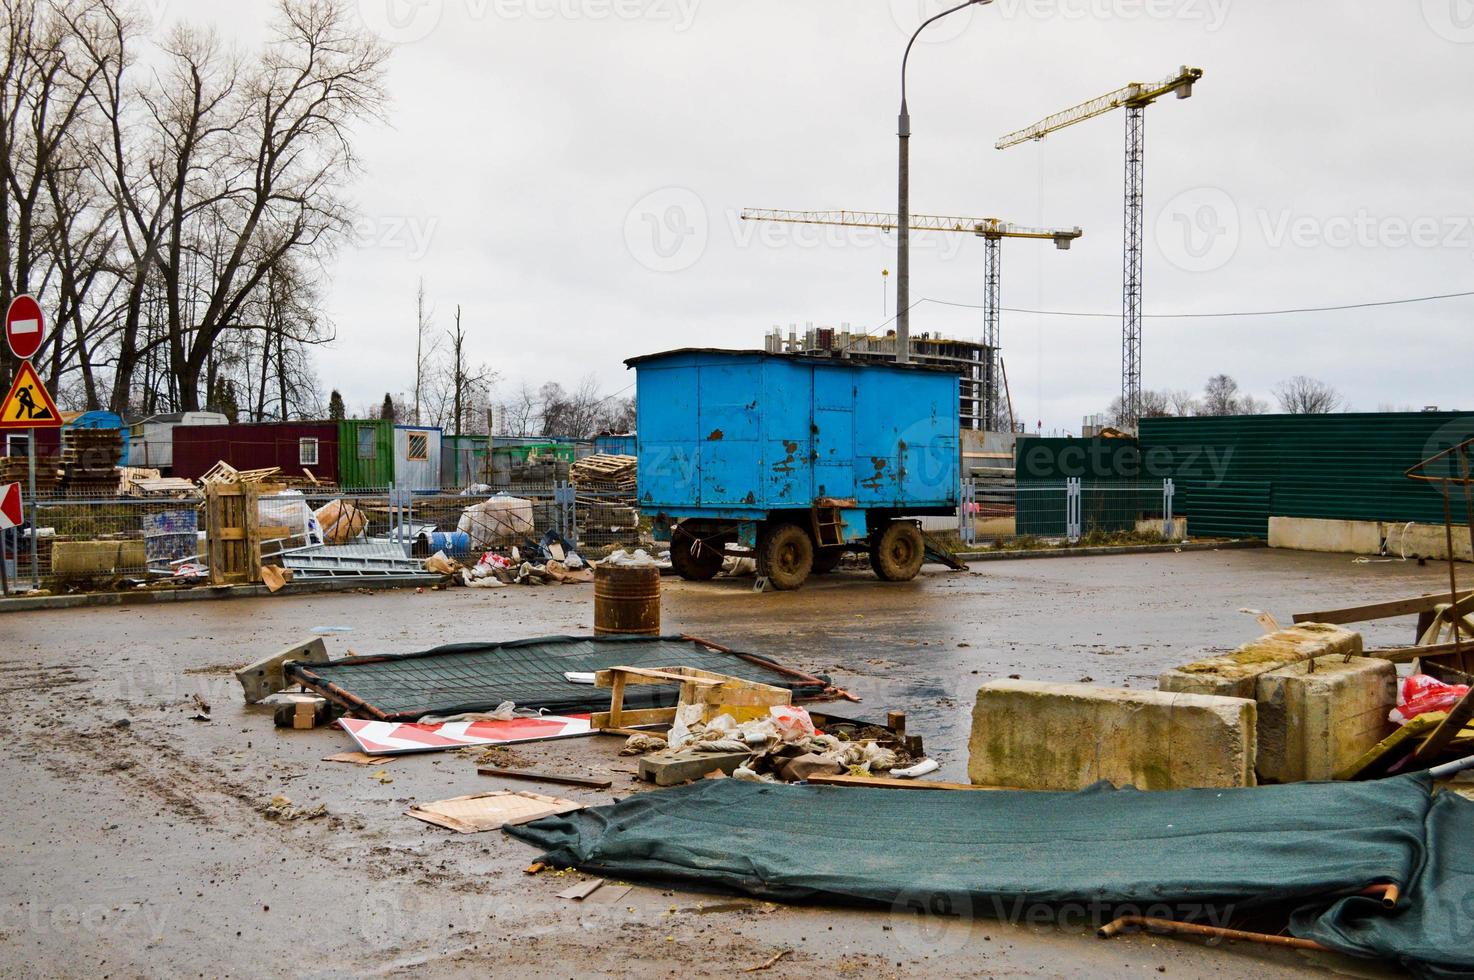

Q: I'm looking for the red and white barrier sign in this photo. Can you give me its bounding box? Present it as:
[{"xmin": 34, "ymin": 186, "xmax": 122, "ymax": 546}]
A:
[
  {"xmin": 337, "ymin": 713, "xmax": 593, "ymax": 756},
  {"xmin": 0, "ymin": 482, "xmax": 20, "ymax": 530}
]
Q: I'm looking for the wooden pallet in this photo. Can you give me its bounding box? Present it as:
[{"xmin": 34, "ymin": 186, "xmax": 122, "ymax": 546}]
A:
[{"xmin": 200, "ymin": 461, "xmax": 282, "ymax": 486}]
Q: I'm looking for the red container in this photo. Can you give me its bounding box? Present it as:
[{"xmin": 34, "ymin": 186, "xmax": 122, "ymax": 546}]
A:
[{"xmin": 171, "ymin": 422, "xmax": 339, "ymax": 481}]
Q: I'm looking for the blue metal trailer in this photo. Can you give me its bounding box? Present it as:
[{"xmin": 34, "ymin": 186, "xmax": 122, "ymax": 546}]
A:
[{"xmin": 627, "ymin": 349, "xmax": 961, "ymax": 589}]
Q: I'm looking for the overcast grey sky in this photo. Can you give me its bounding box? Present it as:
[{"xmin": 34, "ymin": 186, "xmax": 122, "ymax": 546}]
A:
[{"xmin": 167, "ymin": 0, "xmax": 1472, "ymax": 429}]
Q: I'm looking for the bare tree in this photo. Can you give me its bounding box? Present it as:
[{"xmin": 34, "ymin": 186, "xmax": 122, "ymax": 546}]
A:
[
  {"xmin": 1166, "ymin": 389, "xmax": 1198, "ymax": 417},
  {"xmin": 1239, "ymin": 394, "xmax": 1270, "ymax": 416},
  {"xmin": 1200, "ymin": 375, "xmax": 1242, "ymax": 416},
  {"xmin": 421, "ymin": 304, "xmax": 495, "ymax": 435},
  {"xmin": 1107, "ymin": 389, "xmax": 1173, "ymax": 426},
  {"xmin": 1274, "ymin": 375, "xmax": 1343, "ymax": 414},
  {"xmin": 496, "ymin": 383, "xmax": 540, "ymax": 437}
]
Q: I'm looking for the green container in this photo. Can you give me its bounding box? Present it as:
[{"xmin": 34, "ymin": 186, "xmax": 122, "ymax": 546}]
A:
[{"xmin": 338, "ymin": 418, "xmax": 395, "ymax": 489}]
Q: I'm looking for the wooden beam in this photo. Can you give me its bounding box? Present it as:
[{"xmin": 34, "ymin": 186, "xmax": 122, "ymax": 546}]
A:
[
  {"xmin": 1364, "ymin": 641, "xmax": 1469, "ymax": 664},
  {"xmin": 591, "ymin": 706, "xmax": 676, "ymax": 729},
  {"xmin": 477, "ymin": 768, "xmax": 613, "ymax": 790},
  {"xmin": 1293, "ymin": 590, "xmax": 1474, "ymax": 626}
]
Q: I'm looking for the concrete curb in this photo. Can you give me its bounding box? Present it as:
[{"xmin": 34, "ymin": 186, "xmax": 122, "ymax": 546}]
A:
[
  {"xmin": 956, "ymin": 539, "xmax": 1266, "ymax": 563},
  {"xmin": 0, "ymin": 575, "xmax": 439, "ymax": 614}
]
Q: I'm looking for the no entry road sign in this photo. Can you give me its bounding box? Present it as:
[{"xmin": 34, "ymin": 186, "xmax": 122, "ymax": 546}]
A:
[{"xmin": 5, "ymin": 295, "xmax": 43, "ymax": 360}]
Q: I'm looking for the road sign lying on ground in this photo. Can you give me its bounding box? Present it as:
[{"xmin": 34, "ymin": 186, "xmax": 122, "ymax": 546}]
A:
[
  {"xmin": 0, "ymin": 361, "xmax": 61, "ymax": 429},
  {"xmin": 4, "ymin": 295, "xmax": 43, "ymax": 360},
  {"xmin": 337, "ymin": 714, "xmax": 594, "ymax": 755},
  {"xmin": 0, "ymin": 483, "xmax": 20, "ymax": 530}
]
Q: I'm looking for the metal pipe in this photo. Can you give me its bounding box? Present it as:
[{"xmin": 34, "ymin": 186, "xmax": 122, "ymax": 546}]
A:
[
  {"xmin": 1098, "ymin": 916, "xmax": 1329, "ymax": 951},
  {"xmin": 1360, "ymin": 883, "xmax": 1400, "ymax": 908},
  {"xmin": 1429, "ymin": 753, "xmax": 1474, "ymax": 779}
]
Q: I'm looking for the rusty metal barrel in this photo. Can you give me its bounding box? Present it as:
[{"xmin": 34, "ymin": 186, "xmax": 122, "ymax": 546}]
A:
[{"xmin": 593, "ymin": 564, "xmax": 661, "ymax": 636}]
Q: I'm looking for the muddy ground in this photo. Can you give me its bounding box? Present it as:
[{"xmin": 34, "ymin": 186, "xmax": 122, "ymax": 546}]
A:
[{"xmin": 0, "ymin": 547, "xmax": 1445, "ymax": 978}]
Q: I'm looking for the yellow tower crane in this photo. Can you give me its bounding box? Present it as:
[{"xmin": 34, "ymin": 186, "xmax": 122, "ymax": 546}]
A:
[
  {"xmin": 739, "ymin": 208, "xmax": 1083, "ymax": 433},
  {"xmin": 997, "ymin": 66, "xmax": 1203, "ymax": 430}
]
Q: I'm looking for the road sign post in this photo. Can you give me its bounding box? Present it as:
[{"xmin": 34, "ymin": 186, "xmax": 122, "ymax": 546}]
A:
[
  {"xmin": 4, "ymin": 295, "xmax": 53, "ymax": 592},
  {"xmin": 0, "ymin": 482, "xmax": 21, "ymax": 598},
  {"xmin": 27, "ymin": 435, "xmax": 35, "ymax": 589}
]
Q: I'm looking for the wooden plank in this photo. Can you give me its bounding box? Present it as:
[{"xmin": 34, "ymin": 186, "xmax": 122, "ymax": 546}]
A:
[
  {"xmin": 1366, "ymin": 641, "xmax": 1470, "ymax": 665},
  {"xmin": 477, "ymin": 768, "xmax": 613, "ymax": 790},
  {"xmin": 598, "ymin": 726, "xmax": 667, "ymax": 740},
  {"xmin": 804, "ymin": 773, "xmax": 1018, "ymax": 792},
  {"xmin": 595, "ymin": 666, "xmax": 723, "ymax": 688},
  {"xmin": 556, "ymin": 878, "xmax": 606, "ymax": 901},
  {"xmin": 1334, "ymin": 713, "xmax": 1445, "ymax": 780},
  {"xmin": 1294, "ymin": 590, "xmax": 1474, "ymax": 626},
  {"xmin": 591, "ymin": 706, "xmax": 676, "ymax": 729}
]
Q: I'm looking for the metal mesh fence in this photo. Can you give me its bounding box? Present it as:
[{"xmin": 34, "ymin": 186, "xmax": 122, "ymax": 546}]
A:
[
  {"xmin": 959, "ymin": 480, "xmax": 1179, "ymax": 550},
  {"xmin": 5, "ymin": 480, "xmax": 651, "ymax": 591}
]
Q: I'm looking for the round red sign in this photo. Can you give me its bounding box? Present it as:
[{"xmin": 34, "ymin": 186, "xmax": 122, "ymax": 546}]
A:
[{"xmin": 5, "ymin": 295, "xmax": 44, "ymax": 360}]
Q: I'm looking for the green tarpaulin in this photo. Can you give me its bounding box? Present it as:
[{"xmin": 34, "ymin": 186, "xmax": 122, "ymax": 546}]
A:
[{"xmin": 508, "ymin": 774, "xmax": 1474, "ymax": 977}]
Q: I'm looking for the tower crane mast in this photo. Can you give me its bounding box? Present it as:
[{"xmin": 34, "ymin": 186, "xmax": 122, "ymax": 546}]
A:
[
  {"xmin": 740, "ymin": 208, "xmax": 1082, "ymax": 431},
  {"xmin": 997, "ymin": 66, "xmax": 1203, "ymax": 430}
]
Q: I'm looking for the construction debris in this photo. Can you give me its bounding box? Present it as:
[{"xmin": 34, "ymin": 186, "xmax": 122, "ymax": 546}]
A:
[
  {"xmin": 284, "ymin": 634, "xmax": 832, "ymax": 721},
  {"xmin": 407, "ymin": 790, "xmax": 584, "ymax": 834},
  {"xmin": 338, "ymin": 714, "xmax": 593, "ymax": 755},
  {"xmin": 200, "ymin": 461, "xmax": 281, "ymax": 486}
]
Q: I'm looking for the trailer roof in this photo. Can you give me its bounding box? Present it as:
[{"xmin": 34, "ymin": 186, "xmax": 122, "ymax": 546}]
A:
[{"xmin": 624, "ymin": 348, "xmax": 963, "ymax": 375}]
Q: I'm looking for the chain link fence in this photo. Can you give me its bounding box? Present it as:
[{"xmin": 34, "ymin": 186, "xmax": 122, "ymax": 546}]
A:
[{"xmin": 4, "ymin": 481, "xmax": 651, "ymax": 591}]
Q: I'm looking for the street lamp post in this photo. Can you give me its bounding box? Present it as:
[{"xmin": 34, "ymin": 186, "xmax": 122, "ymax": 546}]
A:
[{"xmin": 897, "ymin": 0, "xmax": 990, "ymax": 364}]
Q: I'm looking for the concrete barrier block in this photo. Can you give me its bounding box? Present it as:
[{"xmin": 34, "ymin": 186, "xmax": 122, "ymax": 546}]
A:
[
  {"xmin": 1256, "ymin": 657, "xmax": 1397, "ymax": 783},
  {"xmin": 1158, "ymin": 624, "xmax": 1363, "ymax": 699},
  {"xmin": 968, "ymin": 679, "xmax": 1256, "ymax": 791},
  {"xmin": 51, "ymin": 539, "xmax": 146, "ymax": 576},
  {"xmin": 1268, "ymin": 516, "xmax": 1383, "ymax": 556},
  {"xmin": 1384, "ymin": 523, "xmax": 1474, "ymax": 563}
]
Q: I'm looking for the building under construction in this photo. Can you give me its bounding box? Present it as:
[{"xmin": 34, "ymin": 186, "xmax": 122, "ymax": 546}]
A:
[{"xmin": 763, "ymin": 326, "xmax": 1003, "ymax": 432}]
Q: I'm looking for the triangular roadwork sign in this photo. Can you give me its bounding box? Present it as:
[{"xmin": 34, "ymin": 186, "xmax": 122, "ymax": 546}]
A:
[{"xmin": 0, "ymin": 361, "xmax": 62, "ymax": 429}]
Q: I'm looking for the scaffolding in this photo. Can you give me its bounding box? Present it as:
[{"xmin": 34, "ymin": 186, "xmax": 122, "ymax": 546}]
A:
[{"xmin": 763, "ymin": 326, "xmax": 994, "ymax": 431}]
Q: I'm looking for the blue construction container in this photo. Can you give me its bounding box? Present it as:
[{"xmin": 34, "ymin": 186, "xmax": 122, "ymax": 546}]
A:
[{"xmin": 626, "ymin": 348, "xmax": 960, "ymax": 589}]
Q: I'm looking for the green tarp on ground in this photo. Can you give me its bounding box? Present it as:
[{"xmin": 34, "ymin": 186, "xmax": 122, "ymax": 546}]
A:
[
  {"xmin": 508, "ymin": 775, "xmax": 1474, "ymax": 978},
  {"xmin": 287, "ymin": 634, "xmax": 830, "ymax": 721}
]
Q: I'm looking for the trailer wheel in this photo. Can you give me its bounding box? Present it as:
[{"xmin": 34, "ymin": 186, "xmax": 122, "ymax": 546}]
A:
[
  {"xmin": 670, "ymin": 526, "xmax": 724, "ymax": 581},
  {"xmin": 870, "ymin": 521, "xmax": 924, "ymax": 582},
  {"xmin": 758, "ymin": 523, "xmax": 814, "ymax": 591},
  {"xmin": 811, "ymin": 547, "xmax": 845, "ymax": 575}
]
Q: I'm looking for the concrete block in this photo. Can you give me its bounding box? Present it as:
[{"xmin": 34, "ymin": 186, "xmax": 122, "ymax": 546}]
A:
[
  {"xmin": 968, "ymin": 679, "xmax": 1256, "ymax": 791},
  {"xmin": 638, "ymin": 750, "xmax": 751, "ymax": 787},
  {"xmin": 1384, "ymin": 523, "xmax": 1474, "ymax": 564},
  {"xmin": 234, "ymin": 637, "xmax": 329, "ymax": 704},
  {"xmin": 1159, "ymin": 624, "xmax": 1363, "ymax": 699},
  {"xmin": 1269, "ymin": 516, "xmax": 1383, "ymax": 556},
  {"xmin": 1136, "ymin": 518, "xmax": 1187, "ymax": 542},
  {"xmin": 1255, "ymin": 657, "xmax": 1397, "ymax": 783},
  {"xmin": 51, "ymin": 539, "xmax": 146, "ymax": 576}
]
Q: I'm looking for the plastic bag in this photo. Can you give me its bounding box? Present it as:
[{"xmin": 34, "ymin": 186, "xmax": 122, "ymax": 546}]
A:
[
  {"xmin": 769, "ymin": 705, "xmax": 816, "ymax": 742},
  {"xmin": 1390, "ymin": 674, "xmax": 1471, "ymax": 725}
]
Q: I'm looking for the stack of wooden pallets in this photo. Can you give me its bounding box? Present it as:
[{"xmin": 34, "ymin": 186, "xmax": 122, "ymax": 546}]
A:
[
  {"xmin": 570, "ymin": 454, "xmax": 639, "ymax": 535},
  {"xmin": 0, "ymin": 455, "xmax": 60, "ymax": 492},
  {"xmin": 60, "ymin": 428, "xmax": 123, "ymax": 496}
]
